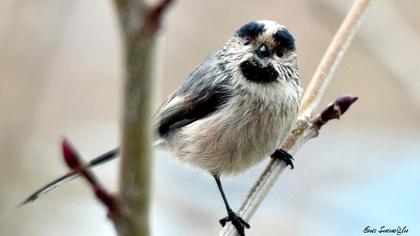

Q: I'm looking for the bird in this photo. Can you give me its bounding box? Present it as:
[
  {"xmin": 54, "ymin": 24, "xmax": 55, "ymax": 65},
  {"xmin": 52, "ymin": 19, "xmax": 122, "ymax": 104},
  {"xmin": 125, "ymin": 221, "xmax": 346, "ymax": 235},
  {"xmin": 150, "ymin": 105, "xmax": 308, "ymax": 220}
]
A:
[{"xmin": 21, "ymin": 20, "xmax": 302, "ymax": 236}]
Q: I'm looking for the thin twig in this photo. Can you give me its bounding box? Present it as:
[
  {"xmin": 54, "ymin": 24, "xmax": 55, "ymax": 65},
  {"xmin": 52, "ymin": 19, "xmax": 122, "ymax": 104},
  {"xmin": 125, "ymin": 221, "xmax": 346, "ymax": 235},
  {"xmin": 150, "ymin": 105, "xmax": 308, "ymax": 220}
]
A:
[
  {"xmin": 319, "ymin": 0, "xmax": 420, "ymax": 110},
  {"xmin": 61, "ymin": 138, "xmax": 124, "ymax": 225},
  {"xmin": 312, "ymin": 96, "xmax": 359, "ymax": 129},
  {"xmin": 299, "ymin": 0, "xmax": 370, "ymax": 117},
  {"xmin": 220, "ymin": 0, "xmax": 371, "ymax": 235}
]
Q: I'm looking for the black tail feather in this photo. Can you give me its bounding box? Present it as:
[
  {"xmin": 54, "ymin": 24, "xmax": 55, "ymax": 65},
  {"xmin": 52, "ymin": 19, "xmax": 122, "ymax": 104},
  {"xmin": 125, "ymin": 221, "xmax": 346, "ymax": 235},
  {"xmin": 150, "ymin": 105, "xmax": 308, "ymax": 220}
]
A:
[{"xmin": 19, "ymin": 148, "xmax": 120, "ymax": 206}]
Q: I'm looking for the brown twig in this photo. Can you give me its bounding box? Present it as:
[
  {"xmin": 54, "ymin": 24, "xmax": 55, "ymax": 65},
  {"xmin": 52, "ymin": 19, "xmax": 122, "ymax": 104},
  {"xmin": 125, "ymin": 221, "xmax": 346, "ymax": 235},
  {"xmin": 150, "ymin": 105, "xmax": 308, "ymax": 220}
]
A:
[
  {"xmin": 312, "ymin": 96, "xmax": 359, "ymax": 129},
  {"xmin": 61, "ymin": 138, "xmax": 123, "ymax": 224}
]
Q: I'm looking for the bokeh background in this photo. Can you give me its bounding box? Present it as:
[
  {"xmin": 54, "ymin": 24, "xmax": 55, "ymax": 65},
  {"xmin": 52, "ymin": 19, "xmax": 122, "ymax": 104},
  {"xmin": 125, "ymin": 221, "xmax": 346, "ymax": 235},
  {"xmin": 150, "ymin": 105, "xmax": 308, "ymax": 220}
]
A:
[{"xmin": 1, "ymin": 0, "xmax": 419, "ymax": 235}]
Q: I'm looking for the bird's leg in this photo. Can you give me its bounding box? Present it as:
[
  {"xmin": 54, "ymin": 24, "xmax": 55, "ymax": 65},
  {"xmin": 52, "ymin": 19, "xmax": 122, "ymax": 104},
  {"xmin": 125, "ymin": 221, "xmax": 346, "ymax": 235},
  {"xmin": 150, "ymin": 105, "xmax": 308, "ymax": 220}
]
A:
[
  {"xmin": 271, "ymin": 148, "xmax": 294, "ymax": 169},
  {"xmin": 214, "ymin": 175, "xmax": 250, "ymax": 236}
]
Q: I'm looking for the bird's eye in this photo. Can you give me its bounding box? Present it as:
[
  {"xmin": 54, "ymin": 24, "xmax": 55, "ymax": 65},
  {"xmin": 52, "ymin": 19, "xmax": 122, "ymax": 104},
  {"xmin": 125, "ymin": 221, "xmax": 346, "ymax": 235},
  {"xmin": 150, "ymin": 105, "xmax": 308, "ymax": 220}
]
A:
[
  {"xmin": 243, "ymin": 36, "xmax": 251, "ymax": 46},
  {"xmin": 276, "ymin": 47, "xmax": 285, "ymax": 57}
]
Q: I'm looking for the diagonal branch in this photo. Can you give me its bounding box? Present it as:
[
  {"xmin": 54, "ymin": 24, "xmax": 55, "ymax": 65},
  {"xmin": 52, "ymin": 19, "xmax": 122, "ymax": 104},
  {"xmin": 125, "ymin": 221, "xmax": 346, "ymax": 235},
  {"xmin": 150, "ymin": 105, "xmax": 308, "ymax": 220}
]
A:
[
  {"xmin": 220, "ymin": 0, "xmax": 371, "ymax": 235},
  {"xmin": 299, "ymin": 0, "xmax": 370, "ymax": 116}
]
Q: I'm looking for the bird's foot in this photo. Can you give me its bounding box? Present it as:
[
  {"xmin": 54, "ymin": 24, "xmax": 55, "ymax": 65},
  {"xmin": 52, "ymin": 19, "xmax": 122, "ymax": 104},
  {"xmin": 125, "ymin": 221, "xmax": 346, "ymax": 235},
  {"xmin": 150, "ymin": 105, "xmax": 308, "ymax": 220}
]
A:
[
  {"xmin": 271, "ymin": 148, "xmax": 294, "ymax": 169},
  {"xmin": 219, "ymin": 210, "xmax": 250, "ymax": 236}
]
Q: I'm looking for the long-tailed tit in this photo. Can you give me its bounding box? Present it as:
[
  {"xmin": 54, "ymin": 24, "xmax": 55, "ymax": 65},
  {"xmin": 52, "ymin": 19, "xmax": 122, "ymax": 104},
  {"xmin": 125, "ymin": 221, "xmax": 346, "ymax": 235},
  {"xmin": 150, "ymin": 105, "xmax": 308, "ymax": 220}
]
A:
[{"xmin": 22, "ymin": 20, "xmax": 302, "ymax": 236}]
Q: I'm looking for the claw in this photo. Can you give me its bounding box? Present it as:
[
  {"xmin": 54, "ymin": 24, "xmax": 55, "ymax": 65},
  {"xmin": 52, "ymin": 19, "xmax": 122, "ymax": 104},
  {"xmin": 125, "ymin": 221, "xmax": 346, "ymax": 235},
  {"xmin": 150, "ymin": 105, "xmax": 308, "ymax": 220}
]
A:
[
  {"xmin": 219, "ymin": 210, "xmax": 250, "ymax": 236},
  {"xmin": 219, "ymin": 217, "xmax": 228, "ymax": 227},
  {"xmin": 271, "ymin": 148, "xmax": 294, "ymax": 169}
]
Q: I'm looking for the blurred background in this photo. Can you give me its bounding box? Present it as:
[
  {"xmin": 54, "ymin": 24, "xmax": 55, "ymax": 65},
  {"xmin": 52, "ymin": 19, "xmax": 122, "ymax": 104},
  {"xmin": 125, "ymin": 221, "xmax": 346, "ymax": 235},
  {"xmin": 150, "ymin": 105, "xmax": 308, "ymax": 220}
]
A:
[{"xmin": 1, "ymin": 0, "xmax": 419, "ymax": 235}]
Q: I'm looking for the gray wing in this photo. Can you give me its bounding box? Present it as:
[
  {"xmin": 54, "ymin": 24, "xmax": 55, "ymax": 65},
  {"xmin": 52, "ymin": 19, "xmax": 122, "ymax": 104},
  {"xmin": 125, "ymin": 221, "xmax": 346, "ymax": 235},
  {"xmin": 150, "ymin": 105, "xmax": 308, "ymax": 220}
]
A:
[
  {"xmin": 156, "ymin": 52, "xmax": 233, "ymax": 137},
  {"xmin": 20, "ymin": 52, "xmax": 232, "ymax": 205}
]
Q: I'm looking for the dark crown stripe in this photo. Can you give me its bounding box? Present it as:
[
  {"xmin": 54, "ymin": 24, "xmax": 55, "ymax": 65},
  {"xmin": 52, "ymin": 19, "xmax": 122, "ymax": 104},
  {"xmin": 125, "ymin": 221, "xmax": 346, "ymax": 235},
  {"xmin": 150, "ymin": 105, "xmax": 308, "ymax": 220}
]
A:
[
  {"xmin": 236, "ymin": 22, "xmax": 265, "ymax": 39},
  {"xmin": 273, "ymin": 29, "xmax": 295, "ymax": 51}
]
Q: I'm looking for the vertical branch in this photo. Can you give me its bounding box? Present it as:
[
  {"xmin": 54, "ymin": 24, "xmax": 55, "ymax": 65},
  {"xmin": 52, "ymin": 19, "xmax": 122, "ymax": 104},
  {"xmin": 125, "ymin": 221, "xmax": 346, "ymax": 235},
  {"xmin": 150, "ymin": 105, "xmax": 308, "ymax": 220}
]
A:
[
  {"xmin": 113, "ymin": 0, "xmax": 173, "ymax": 236},
  {"xmin": 118, "ymin": 34, "xmax": 155, "ymax": 236}
]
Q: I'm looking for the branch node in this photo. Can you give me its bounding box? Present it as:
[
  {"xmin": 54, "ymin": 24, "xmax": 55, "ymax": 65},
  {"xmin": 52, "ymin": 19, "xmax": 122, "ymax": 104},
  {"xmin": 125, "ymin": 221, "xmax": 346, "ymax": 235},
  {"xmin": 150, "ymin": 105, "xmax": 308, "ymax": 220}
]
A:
[
  {"xmin": 61, "ymin": 138, "xmax": 124, "ymax": 224},
  {"xmin": 62, "ymin": 139, "xmax": 82, "ymax": 171},
  {"xmin": 143, "ymin": 0, "xmax": 174, "ymax": 35},
  {"xmin": 313, "ymin": 95, "xmax": 358, "ymax": 129}
]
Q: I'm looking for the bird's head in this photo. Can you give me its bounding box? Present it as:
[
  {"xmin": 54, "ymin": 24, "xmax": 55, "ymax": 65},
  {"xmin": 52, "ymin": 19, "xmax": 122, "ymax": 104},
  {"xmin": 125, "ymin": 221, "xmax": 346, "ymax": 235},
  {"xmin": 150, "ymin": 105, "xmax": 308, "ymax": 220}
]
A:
[{"xmin": 223, "ymin": 20, "xmax": 299, "ymax": 84}]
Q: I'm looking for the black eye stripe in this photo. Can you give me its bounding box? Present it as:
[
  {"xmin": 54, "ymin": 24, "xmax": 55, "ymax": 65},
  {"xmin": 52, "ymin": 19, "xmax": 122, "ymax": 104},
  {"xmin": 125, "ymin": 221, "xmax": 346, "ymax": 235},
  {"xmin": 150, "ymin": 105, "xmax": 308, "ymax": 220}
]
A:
[
  {"xmin": 236, "ymin": 22, "xmax": 265, "ymax": 39},
  {"xmin": 273, "ymin": 29, "xmax": 295, "ymax": 51}
]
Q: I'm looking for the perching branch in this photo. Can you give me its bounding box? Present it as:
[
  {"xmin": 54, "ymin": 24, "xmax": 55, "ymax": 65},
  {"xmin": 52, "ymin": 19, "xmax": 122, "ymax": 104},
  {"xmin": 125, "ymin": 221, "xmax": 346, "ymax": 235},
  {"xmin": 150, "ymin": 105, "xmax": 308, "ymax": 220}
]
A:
[
  {"xmin": 299, "ymin": 0, "xmax": 370, "ymax": 116},
  {"xmin": 220, "ymin": 0, "xmax": 371, "ymax": 235},
  {"xmin": 319, "ymin": 0, "xmax": 420, "ymax": 110}
]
